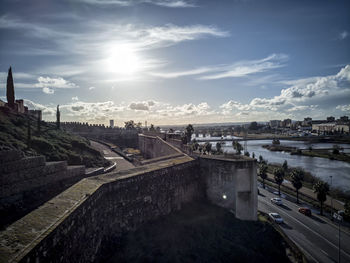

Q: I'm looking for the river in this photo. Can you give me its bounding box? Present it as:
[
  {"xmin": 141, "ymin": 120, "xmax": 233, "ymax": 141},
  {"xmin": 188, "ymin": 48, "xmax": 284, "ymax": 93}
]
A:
[{"xmin": 195, "ymin": 135, "xmax": 350, "ymax": 191}]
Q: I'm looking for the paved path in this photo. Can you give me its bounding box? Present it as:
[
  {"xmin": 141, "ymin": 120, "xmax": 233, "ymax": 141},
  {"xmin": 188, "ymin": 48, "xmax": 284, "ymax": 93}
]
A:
[
  {"xmin": 258, "ymin": 186, "xmax": 350, "ymax": 263},
  {"xmin": 90, "ymin": 140, "xmax": 135, "ymax": 172}
]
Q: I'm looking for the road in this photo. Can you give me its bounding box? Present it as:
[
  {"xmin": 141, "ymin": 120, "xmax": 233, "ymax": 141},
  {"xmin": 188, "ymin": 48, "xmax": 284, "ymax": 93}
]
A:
[
  {"xmin": 90, "ymin": 140, "xmax": 135, "ymax": 172},
  {"xmin": 258, "ymin": 186, "xmax": 350, "ymax": 263}
]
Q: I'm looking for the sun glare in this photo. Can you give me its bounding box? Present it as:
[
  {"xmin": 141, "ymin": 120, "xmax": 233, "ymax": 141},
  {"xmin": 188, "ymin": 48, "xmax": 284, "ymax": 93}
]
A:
[{"xmin": 106, "ymin": 44, "xmax": 141, "ymax": 75}]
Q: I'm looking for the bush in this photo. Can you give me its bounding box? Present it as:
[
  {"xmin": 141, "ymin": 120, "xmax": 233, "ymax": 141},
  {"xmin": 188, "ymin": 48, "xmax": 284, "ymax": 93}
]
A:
[
  {"xmin": 31, "ymin": 137, "xmax": 54, "ymax": 152},
  {"xmin": 67, "ymin": 152, "xmax": 82, "ymax": 165}
]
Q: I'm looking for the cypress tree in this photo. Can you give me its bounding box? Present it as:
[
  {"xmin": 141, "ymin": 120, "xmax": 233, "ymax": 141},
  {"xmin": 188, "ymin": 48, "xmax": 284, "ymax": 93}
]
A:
[
  {"xmin": 6, "ymin": 66, "xmax": 15, "ymax": 109},
  {"xmin": 56, "ymin": 105, "xmax": 60, "ymax": 130}
]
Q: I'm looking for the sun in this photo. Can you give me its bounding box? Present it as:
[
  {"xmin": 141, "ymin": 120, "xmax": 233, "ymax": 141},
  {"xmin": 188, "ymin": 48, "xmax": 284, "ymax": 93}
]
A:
[{"xmin": 106, "ymin": 44, "xmax": 141, "ymax": 75}]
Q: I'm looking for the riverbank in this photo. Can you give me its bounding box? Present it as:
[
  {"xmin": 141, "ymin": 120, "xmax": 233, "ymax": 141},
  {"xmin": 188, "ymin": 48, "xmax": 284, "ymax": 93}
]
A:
[
  {"xmin": 264, "ymin": 162, "xmax": 350, "ymax": 205},
  {"xmin": 262, "ymin": 144, "xmax": 350, "ymax": 163}
]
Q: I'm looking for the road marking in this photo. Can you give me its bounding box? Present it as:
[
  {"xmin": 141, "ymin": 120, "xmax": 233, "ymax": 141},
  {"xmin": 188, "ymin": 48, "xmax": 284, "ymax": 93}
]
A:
[
  {"xmin": 288, "ymin": 235, "xmax": 319, "ymax": 263},
  {"xmin": 259, "ymin": 198, "xmax": 350, "ymax": 259},
  {"xmin": 320, "ymin": 249, "xmax": 329, "ymax": 256}
]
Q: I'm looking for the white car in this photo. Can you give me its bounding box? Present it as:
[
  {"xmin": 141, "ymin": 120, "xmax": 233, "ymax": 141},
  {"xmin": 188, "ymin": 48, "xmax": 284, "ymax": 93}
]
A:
[
  {"xmin": 269, "ymin": 213, "xmax": 283, "ymax": 224},
  {"xmin": 271, "ymin": 197, "xmax": 283, "ymax": 206}
]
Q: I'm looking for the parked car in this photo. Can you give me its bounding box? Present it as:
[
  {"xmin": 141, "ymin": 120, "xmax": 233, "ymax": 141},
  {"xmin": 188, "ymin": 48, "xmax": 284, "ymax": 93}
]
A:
[
  {"xmin": 268, "ymin": 213, "xmax": 283, "ymax": 224},
  {"xmin": 271, "ymin": 197, "xmax": 283, "ymax": 206},
  {"xmin": 298, "ymin": 207, "xmax": 311, "ymax": 216}
]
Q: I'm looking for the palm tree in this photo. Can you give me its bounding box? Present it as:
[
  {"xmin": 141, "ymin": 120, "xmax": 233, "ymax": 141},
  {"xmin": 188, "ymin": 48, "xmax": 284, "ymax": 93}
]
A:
[
  {"xmin": 313, "ymin": 181, "xmax": 330, "ymax": 216},
  {"xmin": 282, "ymin": 160, "xmax": 288, "ymax": 172},
  {"xmin": 205, "ymin": 142, "xmax": 212, "ymax": 155},
  {"xmin": 232, "ymin": 140, "xmax": 243, "ymax": 155},
  {"xmin": 216, "ymin": 142, "xmax": 222, "ymax": 154},
  {"xmin": 258, "ymin": 163, "xmax": 268, "ymax": 189},
  {"xmin": 273, "ymin": 168, "xmax": 285, "ymax": 196},
  {"xmin": 290, "ymin": 169, "xmax": 304, "ymax": 203}
]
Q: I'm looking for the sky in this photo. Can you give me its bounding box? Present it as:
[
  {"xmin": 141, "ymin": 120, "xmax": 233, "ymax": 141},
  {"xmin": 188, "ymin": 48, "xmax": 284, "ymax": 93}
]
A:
[{"xmin": 0, "ymin": 0, "xmax": 349, "ymax": 126}]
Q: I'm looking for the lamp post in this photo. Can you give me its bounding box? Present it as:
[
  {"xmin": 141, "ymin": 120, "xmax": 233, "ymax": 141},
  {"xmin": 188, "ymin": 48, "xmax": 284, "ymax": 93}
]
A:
[{"xmin": 330, "ymin": 176, "xmax": 333, "ymax": 220}]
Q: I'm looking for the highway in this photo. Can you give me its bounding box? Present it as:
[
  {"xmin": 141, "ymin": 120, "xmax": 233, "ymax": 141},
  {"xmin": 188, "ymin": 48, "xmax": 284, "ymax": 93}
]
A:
[{"xmin": 258, "ymin": 186, "xmax": 350, "ymax": 263}]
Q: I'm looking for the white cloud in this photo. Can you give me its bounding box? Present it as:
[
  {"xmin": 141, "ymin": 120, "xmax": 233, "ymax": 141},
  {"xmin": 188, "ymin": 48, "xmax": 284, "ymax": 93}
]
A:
[
  {"xmin": 151, "ymin": 54, "xmax": 288, "ymax": 80},
  {"xmin": 336, "ymin": 104, "xmax": 350, "ymax": 112},
  {"xmin": 78, "ymin": 0, "xmax": 195, "ymax": 8},
  {"xmin": 339, "ymin": 31, "xmax": 349, "ymax": 40},
  {"xmin": 72, "ymin": 96, "xmax": 79, "ymax": 101},
  {"xmin": 89, "ymin": 86, "xmax": 96, "ymax": 90},
  {"xmin": 42, "ymin": 87, "xmax": 54, "ymax": 94},
  {"xmin": 34, "ymin": 76, "xmax": 78, "ymax": 89}
]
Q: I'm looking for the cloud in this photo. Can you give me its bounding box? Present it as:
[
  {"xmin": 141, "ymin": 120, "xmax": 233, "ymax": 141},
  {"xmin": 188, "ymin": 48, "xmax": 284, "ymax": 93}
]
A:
[
  {"xmin": 78, "ymin": 0, "xmax": 196, "ymax": 8},
  {"xmin": 336, "ymin": 104, "xmax": 350, "ymax": 112},
  {"xmin": 89, "ymin": 86, "xmax": 96, "ymax": 90},
  {"xmin": 129, "ymin": 101, "xmax": 150, "ymax": 111},
  {"xmin": 42, "ymin": 87, "xmax": 54, "ymax": 94},
  {"xmin": 23, "ymin": 99, "xmax": 56, "ymax": 116},
  {"xmin": 72, "ymin": 96, "xmax": 79, "ymax": 101},
  {"xmin": 151, "ymin": 54, "xmax": 288, "ymax": 80},
  {"xmin": 339, "ymin": 31, "xmax": 349, "ymax": 40},
  {"xmin": 34, "ymin": 77, "xmax": 78, "ymax": 89}
]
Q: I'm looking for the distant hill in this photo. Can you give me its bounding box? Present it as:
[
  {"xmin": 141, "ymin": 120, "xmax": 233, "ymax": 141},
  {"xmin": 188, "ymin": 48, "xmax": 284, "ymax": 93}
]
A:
[{"xmin": 0, "ymin": 107, "xmax": 109, "ymax": 168}]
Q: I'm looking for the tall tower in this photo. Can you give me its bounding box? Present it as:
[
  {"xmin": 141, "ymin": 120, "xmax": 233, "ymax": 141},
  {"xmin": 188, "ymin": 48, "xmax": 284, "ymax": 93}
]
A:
[{"xmin": 6, "ymin": 66, "xmax": 15, "ymax": 109}]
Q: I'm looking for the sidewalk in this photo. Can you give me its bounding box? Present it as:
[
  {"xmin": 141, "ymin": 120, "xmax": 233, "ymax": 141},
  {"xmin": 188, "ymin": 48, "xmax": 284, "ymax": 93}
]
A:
[{"xmin": 265, "ymin": 172, "xmax": 344, "ymax": 211}]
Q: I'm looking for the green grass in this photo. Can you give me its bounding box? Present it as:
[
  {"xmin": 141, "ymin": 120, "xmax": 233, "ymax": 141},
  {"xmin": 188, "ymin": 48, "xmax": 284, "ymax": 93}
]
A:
[
  {"xmin": 105, "ymin": 202, "xmax": 291, "ymax": 263},
  {"xmin": 0, "ymin": 108, "xmax": 109, "ymax": 167}
]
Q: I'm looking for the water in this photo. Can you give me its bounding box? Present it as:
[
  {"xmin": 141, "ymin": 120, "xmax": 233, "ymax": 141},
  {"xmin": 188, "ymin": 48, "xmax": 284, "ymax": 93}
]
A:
[{"xmin": 196, "ymin": 136, "xmax": 350, "ymax": 191}]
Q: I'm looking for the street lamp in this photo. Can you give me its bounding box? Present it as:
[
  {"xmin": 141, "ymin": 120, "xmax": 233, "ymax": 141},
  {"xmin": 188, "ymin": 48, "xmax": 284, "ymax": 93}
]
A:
[{"xmin": 330, "ymin": 175, "xmax": 333, "ymax": 219}]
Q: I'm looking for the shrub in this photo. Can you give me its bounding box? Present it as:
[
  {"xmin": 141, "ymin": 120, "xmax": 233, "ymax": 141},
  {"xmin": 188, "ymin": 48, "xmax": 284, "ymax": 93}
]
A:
[{"xmin": 31, "ymin": 137, "xmax": 54, "ymax": 152}]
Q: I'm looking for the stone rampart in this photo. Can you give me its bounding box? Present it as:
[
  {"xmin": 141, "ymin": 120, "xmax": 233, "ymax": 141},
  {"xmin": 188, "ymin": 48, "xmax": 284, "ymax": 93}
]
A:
[
  {"xmin": 0, "ymin": 156, "xmax": 202, "ymax": 263},
  {"xmin": 199, "ymin": 155, "xmax": 257, "ymax": 221},
  {"xmin": 0, "ymin": 150, "xmax": 85, "ymax": 227},
  {"xmin": 138, "ymin": 134, "xmax": 182, "ymax": 159}
]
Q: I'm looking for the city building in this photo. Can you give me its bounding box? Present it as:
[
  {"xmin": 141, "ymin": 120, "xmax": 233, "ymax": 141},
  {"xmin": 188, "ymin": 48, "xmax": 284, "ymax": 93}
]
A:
[{"xmin": 109, "ymin": 119, "xmax": 114, "ymax": 128}]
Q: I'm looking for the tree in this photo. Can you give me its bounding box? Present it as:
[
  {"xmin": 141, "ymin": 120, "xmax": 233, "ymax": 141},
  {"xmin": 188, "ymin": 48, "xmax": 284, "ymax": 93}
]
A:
[
  {"xmin": 258, "ymin": 155, "xmax": 263, "ymax": 163},
  {"xmin": 258, "ymin": 163, "xmax": 268, "ymax": 189},
  {"xmin": 185, "ymin": 124, "xmax": 194, "ymax": 144},
  {"xmin": 290, "ymin": 169, "xmax": 304, "ymax": 203},
  {"xmin": 204, "ymin": 142, "xmax": 212, "ymax": 155},
  {"xmin": 232, "ymin": 140, "xmax": 243, "ymax": 155},
  {"xmin": 6, "ymin": 66, "xmax": 15, "ymax": 109},
  {"xmin": 27, "ymin": 118, "xmax": 31, "ymax": 148},
  {"xmin": 282, "ymin": 160, "xmax": 288, "ymax": 172},
  {"xmin": 244, "ymin": 151, "xmax": 250, "ymax": 157},
  {"xmin": 273, "ymin": 168, "xmax": 285, "ymax": 196},
  {"xmin": 149, "ymin": 124, "xmax": 155, "ymax": 132},
  {"xmin": 37, "ymin": 114, "xmax": 41, "ymax": 135},
  {"xmin": 249, "ymin": 121, "xmax": 258, "ymax": 130},
  {"xmin": 56, "ymin": 105, "xmax": 60, "ymax": 130},
  {"xmin": 124, "ymin": 120, "xmax": 136, "ymax": 130},
  {"xmin": 216, "ymin": 142, "xmax": 222, "ymax": 154},
  {"xmin": 252, "ymin": 152, "xmax": 255, "ymax": 159},
  {"xmin": 313, "ymin": 181, "xmax": 329, "ymax": 216}
]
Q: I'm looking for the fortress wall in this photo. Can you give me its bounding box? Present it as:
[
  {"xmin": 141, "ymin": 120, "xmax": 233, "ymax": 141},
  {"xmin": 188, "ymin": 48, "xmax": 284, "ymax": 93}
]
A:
[
  {"xmin": 0, "ymin": 156, "xmax": 202, "ymax": 263},
  {"xmin": 199, "ymin": 156, "xmax": 257, "ymax": 221},
  {"xmin": 73, "ymin": 130, "xmax": 139, "ymax": 148},
  {"xmin": 138, "ymin": 134, "xmax": 182, "ymax": 159},
  {"xmin": 0, "ymin": 151, "xmax": 86, "ymax": 227}
]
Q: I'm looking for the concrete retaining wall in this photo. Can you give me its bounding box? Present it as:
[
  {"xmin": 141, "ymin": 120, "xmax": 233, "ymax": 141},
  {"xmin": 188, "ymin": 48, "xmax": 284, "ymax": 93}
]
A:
[{"xmin": 199, "ymin": 155, "xmax": 257, "ymax": 221}]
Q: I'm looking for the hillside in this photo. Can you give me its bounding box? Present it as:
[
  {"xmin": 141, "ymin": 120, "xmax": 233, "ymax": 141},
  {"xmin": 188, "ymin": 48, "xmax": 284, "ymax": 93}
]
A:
[{"xmin": 0, "ymin": 107, "xmax": 109, "ymax": 168}]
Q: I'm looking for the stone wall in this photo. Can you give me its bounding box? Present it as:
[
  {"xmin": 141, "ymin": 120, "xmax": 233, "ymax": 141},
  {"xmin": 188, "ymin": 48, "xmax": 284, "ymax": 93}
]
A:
[
  {"xmin": 70, "ymin": 129, "xmax": 139, "ymax": 148},
  {"xmin": 199, "ymin": 155, "xmax": 257, "ymax": 221},
  {"xmin": 0, "ymin": 150, "xmax": 85, "ymax": 227},
  {"xmin": 0, "ymin": 156, "xmax": 202, "ymax": 263},
  {"xmin": 138, "ymin": 134, "xmax": 182, "ymax": 159}
]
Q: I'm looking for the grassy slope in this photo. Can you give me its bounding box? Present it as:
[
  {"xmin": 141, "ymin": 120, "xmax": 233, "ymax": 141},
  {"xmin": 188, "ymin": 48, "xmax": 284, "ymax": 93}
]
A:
[
  {"xmin": 106, "ymin": 202, "xmax": 290, "ymax": 263},
  {"xmin": 0, "ymin": 108, "xmax": 109, "ymax": 168}
]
